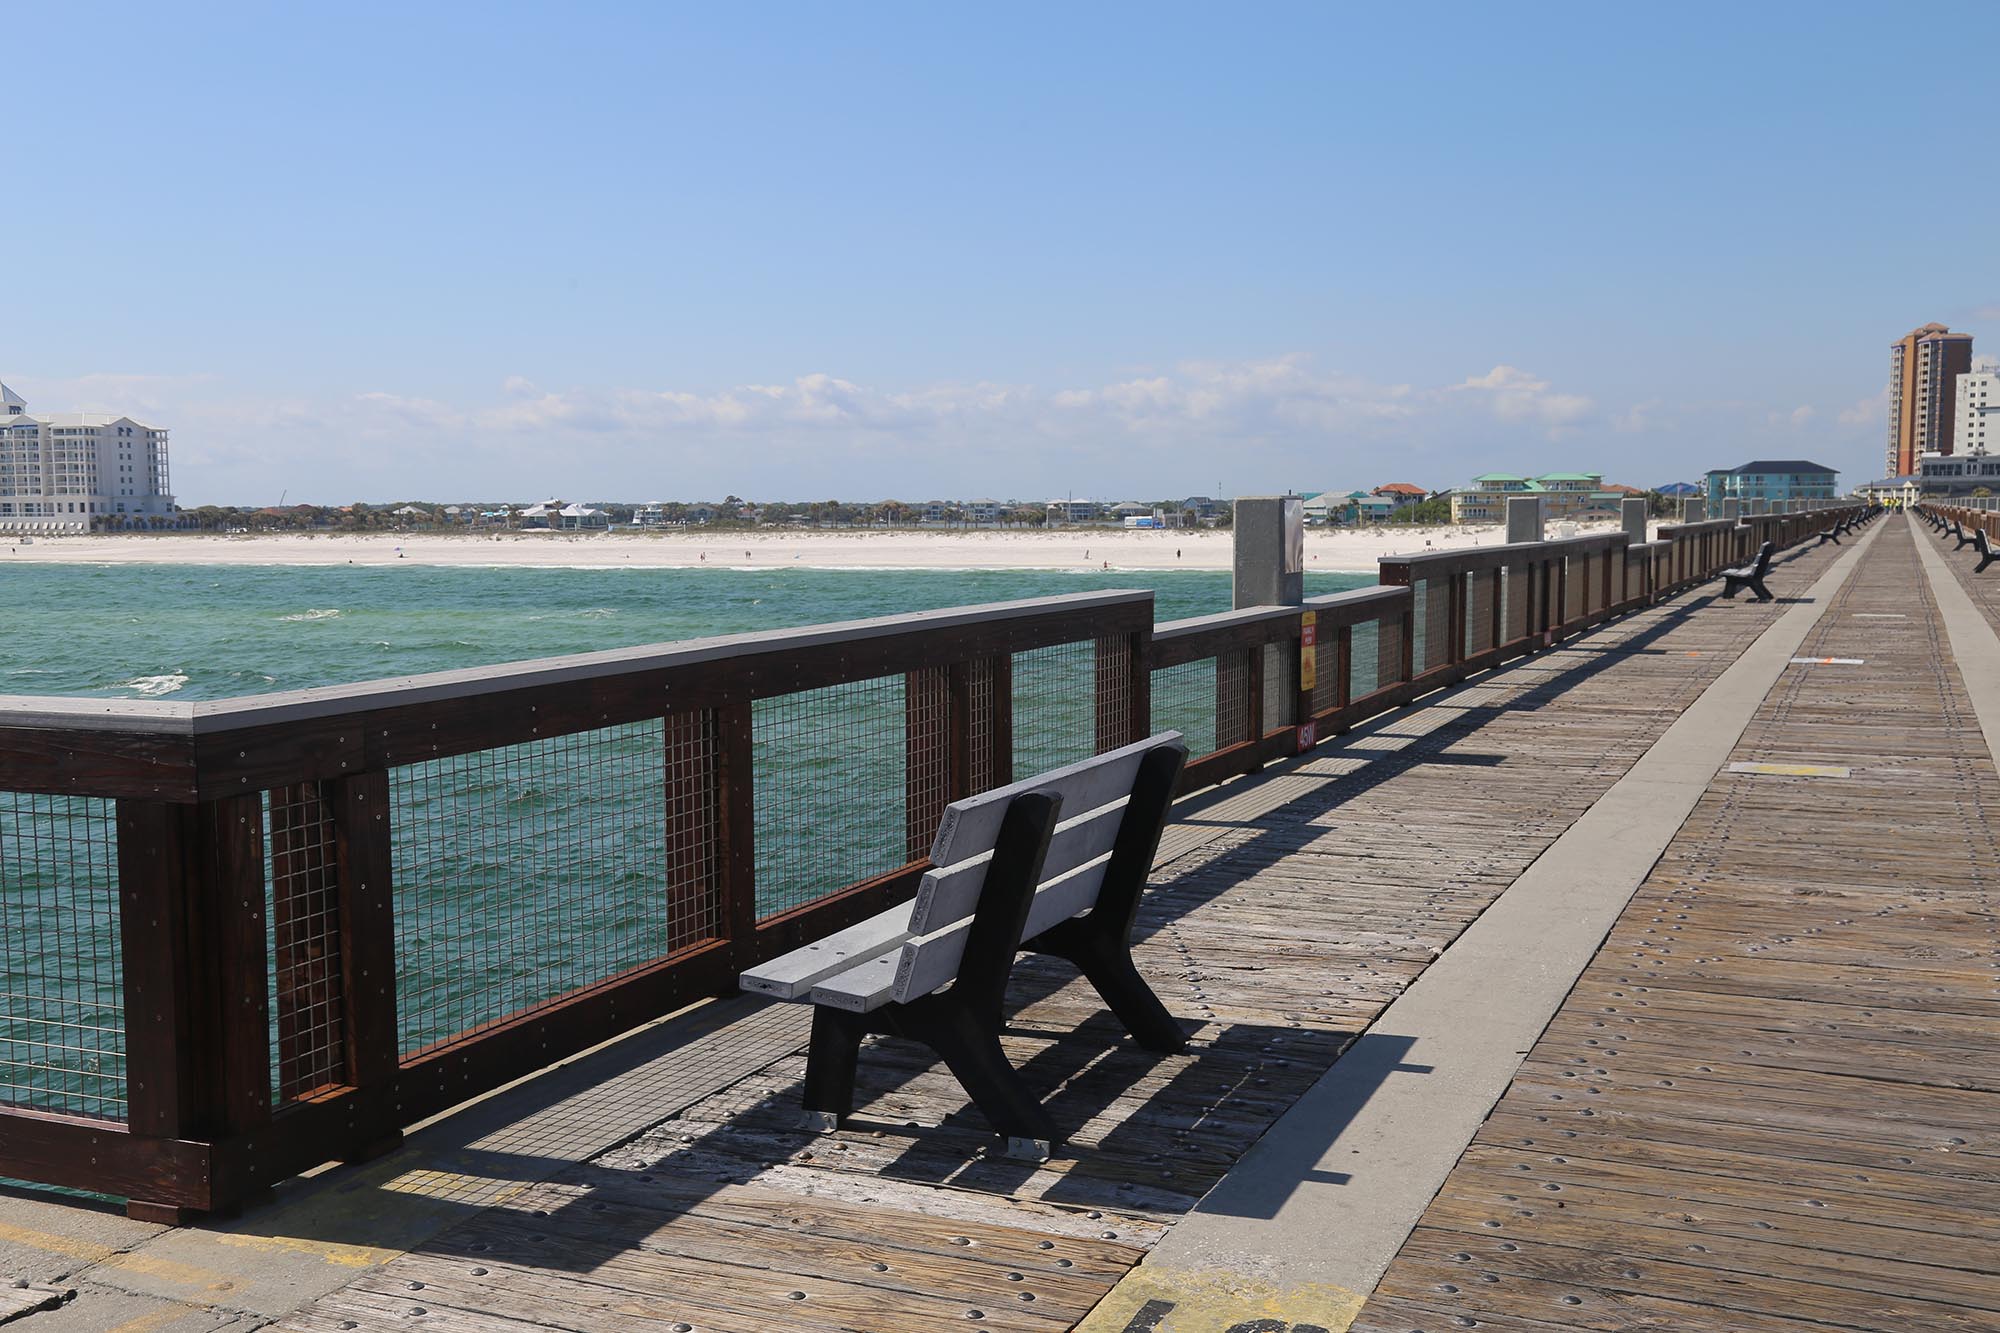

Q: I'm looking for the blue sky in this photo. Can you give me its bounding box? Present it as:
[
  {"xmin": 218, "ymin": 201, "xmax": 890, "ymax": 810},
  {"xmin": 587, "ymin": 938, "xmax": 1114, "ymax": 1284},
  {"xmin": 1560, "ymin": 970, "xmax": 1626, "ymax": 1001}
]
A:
[{"xmin": 7, "ymin": 2, "xmax": 1997, "ymax": 504}]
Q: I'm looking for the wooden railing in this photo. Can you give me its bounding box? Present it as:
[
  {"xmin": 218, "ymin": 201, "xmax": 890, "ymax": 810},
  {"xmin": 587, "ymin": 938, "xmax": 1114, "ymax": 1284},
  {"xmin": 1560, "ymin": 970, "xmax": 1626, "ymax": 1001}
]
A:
[
  {"xmin": 1922, "ymin": 502, "xmax": 1999, "ymax": 542},
  {"xmin": 0, "ymin": 505, "xmax": 1870, "ymax": 1218}
]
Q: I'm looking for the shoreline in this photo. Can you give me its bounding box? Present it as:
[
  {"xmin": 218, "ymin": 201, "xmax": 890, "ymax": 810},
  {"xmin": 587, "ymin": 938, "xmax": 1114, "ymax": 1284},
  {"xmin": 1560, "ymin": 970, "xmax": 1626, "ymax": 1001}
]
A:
[{"xmin": 0, "ymin": 520, "xmax": 1640, "ymax": 575}]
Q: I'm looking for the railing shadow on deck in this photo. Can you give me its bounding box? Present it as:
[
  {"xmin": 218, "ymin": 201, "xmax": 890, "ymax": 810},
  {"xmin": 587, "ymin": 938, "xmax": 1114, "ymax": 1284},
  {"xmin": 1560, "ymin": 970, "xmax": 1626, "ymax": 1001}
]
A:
[
  {"xmin": 160, "ymin": 526, "xmax": 1865, "ymax": 1267},
  {"xmin": 0, "ymin": 508, "xmax": 1870, "ymax": 1224}
]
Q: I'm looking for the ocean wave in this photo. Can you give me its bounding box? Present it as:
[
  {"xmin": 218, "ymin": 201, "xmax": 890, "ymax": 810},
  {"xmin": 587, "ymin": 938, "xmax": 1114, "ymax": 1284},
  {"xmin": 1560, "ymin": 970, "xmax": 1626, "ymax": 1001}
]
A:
[
  {"xmin": 279, "ymin": 608, "xmax": 343, "ymax": 622},
  {"xmin": 123, "ymin": 673, "xmax": 190, "ymax": 697}
]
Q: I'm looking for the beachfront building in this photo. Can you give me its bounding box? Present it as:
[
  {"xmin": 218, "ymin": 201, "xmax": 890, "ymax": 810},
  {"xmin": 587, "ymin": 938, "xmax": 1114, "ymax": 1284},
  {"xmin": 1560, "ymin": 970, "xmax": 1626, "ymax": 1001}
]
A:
[
  {"xmin": 1857, "ymin": 475, "xmax": 1922, "ymax": 507},
  {"xmin": 1887, "ymin": 323, "xmax": 1974, "ymax": 477},
  {"xmin": 963, "ymin": 498, "xmax": 1003, "ymax": 524},
  {"xmin": 1955, "ymin": 364, "xmax": 1998, "ymax": 457},
  {"xmin": 1045, "ymin": 499, "xmax": 1101, "ymax": 524},
  {"xmin": 0, "ymin": 380, "xmax": 176, "ymax": 531},
  {"xmin": 1447, "ymin": 472, "xmax": 1621, "ymax": 524},
  {"xmin": 1703, "ymin": 460, "xmax": 1839, "ymax": 507},
  {"xmin": 1373, "ymin": 482, "xmax": 1428, "ymax": 510},
  {"xmin": 1304, "ymin": 490, "xmax": 1396, "ymax": 525},
  {"xmin": 1917, "ymin": 452, "xmax": 2000, "ymax": 497}
]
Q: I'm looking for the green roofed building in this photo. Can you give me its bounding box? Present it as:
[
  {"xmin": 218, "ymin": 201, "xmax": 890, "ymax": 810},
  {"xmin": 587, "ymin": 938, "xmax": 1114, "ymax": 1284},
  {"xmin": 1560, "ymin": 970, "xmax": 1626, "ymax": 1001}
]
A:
[{"xmin": 1449, "ymin": 471, "xmax": 1625, "ymax": 524}]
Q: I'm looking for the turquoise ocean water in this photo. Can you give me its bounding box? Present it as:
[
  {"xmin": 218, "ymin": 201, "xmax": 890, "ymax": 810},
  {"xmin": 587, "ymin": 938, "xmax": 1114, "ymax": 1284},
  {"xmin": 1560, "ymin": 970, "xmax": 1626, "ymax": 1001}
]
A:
[
  {"xmin": 1, "ymin": 562, "xmax": 1371, "ymax": 1121},
  {"xmin": 0, "ymin": 562, "xmax": 1368, "ymax": 701}
]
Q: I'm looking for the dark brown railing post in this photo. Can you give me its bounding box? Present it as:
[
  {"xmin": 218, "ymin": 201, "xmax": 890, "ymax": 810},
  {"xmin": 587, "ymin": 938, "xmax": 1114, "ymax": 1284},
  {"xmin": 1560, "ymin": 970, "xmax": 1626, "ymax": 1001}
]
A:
[
  {"xmin": 117, "ymin": 794, "xmax": 271, "ymax": 1222},
  {"xmin": 1335, "ymin": 622, "xmax": 1353, "ymax": 714},
  {"xmin": 331, "ymin": 773, "xmax": 401, "ymax": 1111},
  {"xmin": 1127, "ymin": 624, "xmax": 1152, "ymax": 746}
]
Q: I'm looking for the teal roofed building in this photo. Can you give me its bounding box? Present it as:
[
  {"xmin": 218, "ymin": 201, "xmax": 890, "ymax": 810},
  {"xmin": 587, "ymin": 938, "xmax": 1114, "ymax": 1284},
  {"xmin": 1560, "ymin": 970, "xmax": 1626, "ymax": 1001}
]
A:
[{"xmin": 1702, "ymin": 460, "xmax": 1838, "ymax": 507}]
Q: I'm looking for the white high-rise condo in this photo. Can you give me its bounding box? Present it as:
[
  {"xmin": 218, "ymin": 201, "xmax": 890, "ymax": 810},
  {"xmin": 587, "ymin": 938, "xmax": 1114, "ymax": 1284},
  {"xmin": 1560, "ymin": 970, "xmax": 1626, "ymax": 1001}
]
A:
[
  {"xmin": 0, "ymin": 380, "xmax": 176, "ymax": 531},
  {"xmin": 1955, "ymin": 362, "xmax": 1999, "ymax": 458}
]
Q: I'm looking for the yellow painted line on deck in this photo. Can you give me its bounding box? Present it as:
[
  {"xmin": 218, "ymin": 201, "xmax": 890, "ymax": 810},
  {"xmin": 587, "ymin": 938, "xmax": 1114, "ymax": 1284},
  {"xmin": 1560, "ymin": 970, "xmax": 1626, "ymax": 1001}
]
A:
[
  {"xmin": 103, "ymin": 1301, "xmax": 210, "ymax": 1333},
  {"xmin": 1074, "ymin": 1265, "xmax": 1365, "ymax": 1333},
  {"xmin": 210, "ymin": 1230, "xmax": 399, "ymax": 1270},
  {"xmin": 1726, "ymin": 761, "xmax": 1852, "ymax": 778},
  {"xmin": 0, "ymin": 1220, "xmax": 121, "ymax": 1263},
  {"xmin": 95, "ymin": 1251, "xmax": 238, "ymax": 1293}
]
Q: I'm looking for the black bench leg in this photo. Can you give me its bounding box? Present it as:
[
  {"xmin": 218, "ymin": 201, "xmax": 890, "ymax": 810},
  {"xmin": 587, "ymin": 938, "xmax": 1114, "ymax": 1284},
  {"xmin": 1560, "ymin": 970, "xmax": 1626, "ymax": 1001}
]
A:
[
  {"xmin": 801, "ymin": 1006, "xmax": 865, "ymax": 1126},
  {"xmin": 925, "ymin": 1005, "xmax": 1060, "ymax": 1152},
  {"xmin": 1036, "ymin": 916, "xmax": 1187, "ymax": 1052},
  {"xmin": 1060, "ymin": 929, "xmax": 1187, "ymax": 1052},
  {"xmin": 1749, "ymin": 576, "xmax": 1773, "ymax": 603},
  {"xmin": 1721, "ymin": 578, "xmax": 1741, "ymax": 600},
  {"xmin": 1980, "ymin": 553, "xmax": 1997, "ymax": 574}
]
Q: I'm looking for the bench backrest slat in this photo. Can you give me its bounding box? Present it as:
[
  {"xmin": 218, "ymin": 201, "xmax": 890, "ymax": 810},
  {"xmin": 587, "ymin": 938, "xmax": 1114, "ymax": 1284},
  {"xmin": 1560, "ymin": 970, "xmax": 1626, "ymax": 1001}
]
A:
[
  {"xmin": 908, "ymin": 799, "xmax": 1127, "ymax": 936},
  {"xmin": 892, "ymin": 858, "xmax": 1112, "ymax": 1004},
  {"xmin": 1752, "ymin": 541, "xmax": 1774, "ymax": 575},
  {"xmin": 926, "ymin": 734, "xmax": 1177, "ymax": 870}
]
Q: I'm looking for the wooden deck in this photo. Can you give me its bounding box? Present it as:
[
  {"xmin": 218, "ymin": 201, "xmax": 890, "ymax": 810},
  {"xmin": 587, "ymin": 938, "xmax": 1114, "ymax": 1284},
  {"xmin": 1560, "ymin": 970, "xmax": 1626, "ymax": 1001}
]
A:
[
  {"xmin": 1351, "ymin": 515, "xmax": 2000, "ymax": 1333},
  {"xmin": 234, "ymin": 523, "xmax": 2000, "ymax": 1333}
]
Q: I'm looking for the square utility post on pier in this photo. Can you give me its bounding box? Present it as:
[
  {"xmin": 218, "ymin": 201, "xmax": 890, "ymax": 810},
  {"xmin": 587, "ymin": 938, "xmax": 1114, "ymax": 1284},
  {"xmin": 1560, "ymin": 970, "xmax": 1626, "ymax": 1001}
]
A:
[
  {"xmin": 1723, "ymin": 498, "xmax": 1742, "ymax": 521},
  {"xmin": 1621, "ymin": 497, "xmax": 1648, "ymax": 548},
  {"xmin": 1684, "ymin": 497, "xmax": 1707, "ymax": 523},
  {"xmin": 1506, "ymin": 495, "xmax": 1544, "ymax": 544},
  {"xmin": 1233, "ymin": 496, "xmax": 1305, "ymax": 609}
]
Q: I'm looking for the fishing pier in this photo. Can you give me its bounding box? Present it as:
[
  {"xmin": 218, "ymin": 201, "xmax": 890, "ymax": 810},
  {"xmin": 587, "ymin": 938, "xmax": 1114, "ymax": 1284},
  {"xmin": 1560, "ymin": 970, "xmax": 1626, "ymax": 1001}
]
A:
[{"xmin": 2, "ymin": 503, "xmax": 1996, "ymax": 1333}]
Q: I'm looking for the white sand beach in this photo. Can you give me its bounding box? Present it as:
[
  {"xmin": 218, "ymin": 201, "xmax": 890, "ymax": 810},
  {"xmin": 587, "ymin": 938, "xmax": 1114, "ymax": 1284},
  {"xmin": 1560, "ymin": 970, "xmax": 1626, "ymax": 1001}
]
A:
[{"xmin": 0, "ymin": 519, "xmax": 1642, "ymax": 574}]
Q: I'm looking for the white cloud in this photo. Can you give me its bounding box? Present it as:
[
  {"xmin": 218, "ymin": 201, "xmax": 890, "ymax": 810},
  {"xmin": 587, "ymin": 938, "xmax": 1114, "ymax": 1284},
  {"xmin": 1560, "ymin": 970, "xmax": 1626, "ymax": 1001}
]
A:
[
  {"xmin": 1837, "ymin": 388, "xmax": 1887, "ymax": 426},
  {"xmin": 12, "ymin": 356, "xmax": 1825, "ymax": 502},
  {"xmin": 1451, "ymin": 365, "xmax": 1594, "ymax": 430}
]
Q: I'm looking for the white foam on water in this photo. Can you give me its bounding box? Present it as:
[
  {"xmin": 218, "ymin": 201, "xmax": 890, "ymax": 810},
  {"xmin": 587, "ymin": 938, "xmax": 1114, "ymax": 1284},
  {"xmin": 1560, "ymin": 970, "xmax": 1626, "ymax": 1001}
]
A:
[
  {"xmin": 123, "ymin": 673, "xmax": 190, "ymax": 697},
  {"xmin": 279, "ymin": 608, "xmax": 343, "ymax": 622}
]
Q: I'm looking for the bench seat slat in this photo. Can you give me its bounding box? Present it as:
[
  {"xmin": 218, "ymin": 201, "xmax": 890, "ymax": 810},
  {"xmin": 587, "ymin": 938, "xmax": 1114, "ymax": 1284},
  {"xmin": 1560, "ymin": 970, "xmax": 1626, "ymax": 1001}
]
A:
[
  {"xmin": 808, "ymin": 953, "xmax": 902, "ymax": 1013},
  {"xmin": 927, "ymin": 733, "xmax": 1179, "ymax": 868},
  {"xmin": 908, "ymin": 800, "xmax": 1127, "ymax": 936},
  {"xmin": 739, "ymin": 901, "xmax": 916, "ymax": 1000},
  {"xmin": 892, "ymin": 859, "xmax": 1111, "ymax": 1005}
]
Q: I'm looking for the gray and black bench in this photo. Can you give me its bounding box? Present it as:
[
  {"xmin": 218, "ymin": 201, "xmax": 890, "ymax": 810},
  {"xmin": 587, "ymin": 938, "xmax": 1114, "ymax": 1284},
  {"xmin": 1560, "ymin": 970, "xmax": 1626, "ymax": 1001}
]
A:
[
  {"xmin": 741, "ymin": 732, "xmax": 1189, "ymax": 1158},
  {"xmin": 1977, "ymin": 529, "xmax": 1998, "ymax": 574},
  {"xmin": 1720, "ymin": 540, "xmax": 1775, "ymax": 602},
  {"xmin": 1955, "ymin": 520, "xmax": 1978, "ymax": 550},
  {"xmin": 1816, "ymin": 525, "xmax": 1841, "ymax": 546}
]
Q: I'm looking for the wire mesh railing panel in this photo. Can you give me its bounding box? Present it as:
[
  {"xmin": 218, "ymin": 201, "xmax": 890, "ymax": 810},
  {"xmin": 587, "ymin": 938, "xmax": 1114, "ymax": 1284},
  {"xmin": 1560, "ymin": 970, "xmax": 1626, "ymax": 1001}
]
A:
[
  {"xmin": 754, "ymin": 676, "xmax": 910, "ymax": 919},
  {"xmin": 1376, "ymin": 612, "xmax": 1406, "ymax": 689},
  {"xmin": 1503, "ymin": 563, "xmax": 1530, "ymax": 644},
  {"xmin": 904, "ymin": 666, "xmax": 952, "ymax": 863},
  {"xmin": 966, "ymin": 656, "xmax": 1001, "ymax": 794},
  {"xmin": 1093, "ymin": 636, "xmax": 1136, "ymax": 752},
  {"xmin": 1261, "ymin": 640, "xmax": 1296, "ymax": 734},
  {"xmin": 1013, "ymin": 639, "xmax": 1103, "ymax": 777},
  {"xmin": 1151, "ymin": 659, "xmax": 1219, "ymax": 758},
  {"xmin": 1467, "ymin": 570, "xmax": 1496, "ymax": 655},
  {"xmin": 390, "ymin": 720, "xmax": 670, "ymax": 1056},
  {"xmin": 0, "ymin": 794, "xmax": 123, "ymax": 1119},
  {"xmin": 1217, "ymin": 647, "xmax": 1252, "ymax": 748},
  {"xmin": 1420, "ymin": 577, "xmax": 1452, "ymax": 673},
  {"xmin": 1349, "ymin": 622, "xmax": 1381, "ymax": 700},
  {"xmin": 267, "ymin": 782, "xmax": 344, "ymax": 1102},
  {"xmin": 663, "ymin": 709, "xmax": 724, "ymax": 955}
]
